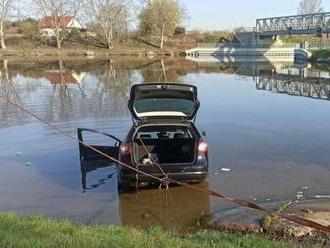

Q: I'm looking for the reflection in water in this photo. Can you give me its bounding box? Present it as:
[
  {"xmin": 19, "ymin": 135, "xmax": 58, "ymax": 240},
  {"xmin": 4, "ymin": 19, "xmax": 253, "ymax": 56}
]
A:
[
  {"xmin": 256, "ymin": 76, "xmax": 330, "ymax": 100},
  {"xmin": 255, "ymin": 65, "xmax": 330, "ymax": 100},
  {"xmin": 119, "ymin": 185, "xmax": 210, "ymax": 232},
  {"xmin": 0, "ymin": 59, "xmax": 24, "ymax": 127},
  {"xmin": 80, "ymin": 158, "xmax": 210, "ymax": 232},
  {"xmin": 141, "ymin": 59, "xmax": 188, "ymax": 83},
  {"xmin": 1, "ymin": 57, "xmax": 330, "ymax": 230},
  {"xmin": 0, "ymin": 58, "xmax": 196, "ymax": 127},
  {"xmin": 189, "ymin": 57, "xmax": 330, "ymax": 101},
  {"xmin": 80, "ymin": 160, "xmax": 117, "ymax": 193},
  {"xmin": 0, "ymin": 59, "xmax": 139, "ymax": 127},
  {"xmin": 0, "ymin": 60, "xmax": 19, "ymax": 100}
]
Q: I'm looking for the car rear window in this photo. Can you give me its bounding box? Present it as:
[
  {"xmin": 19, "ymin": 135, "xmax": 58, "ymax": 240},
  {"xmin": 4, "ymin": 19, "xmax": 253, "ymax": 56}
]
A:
[
  {"xmin": 135, "ymin": 126, "xmax": 193, "ymax": 140},
  {"xmin": 134, "ymin": 99, "xmax": 194, "ymax": 116}
]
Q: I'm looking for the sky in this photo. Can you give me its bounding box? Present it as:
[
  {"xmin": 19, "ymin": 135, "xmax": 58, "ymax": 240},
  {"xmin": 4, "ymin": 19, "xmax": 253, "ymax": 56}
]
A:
[{"xmin": 181, "ymin": 0, "xmax": 330, "ymax": 31}]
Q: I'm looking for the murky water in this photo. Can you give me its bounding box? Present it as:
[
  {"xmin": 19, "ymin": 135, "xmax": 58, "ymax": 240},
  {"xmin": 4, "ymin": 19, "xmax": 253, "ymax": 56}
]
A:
[{"xmin": 0, "ymin": 57, "xmax": 330, "ymax": 232}]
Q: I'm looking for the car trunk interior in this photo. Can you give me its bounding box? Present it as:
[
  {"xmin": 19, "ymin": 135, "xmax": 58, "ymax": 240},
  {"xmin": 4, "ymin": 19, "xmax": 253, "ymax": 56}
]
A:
[{"xmin": 133, "ymin": 125, "xmax": 196, "ymax": 165}]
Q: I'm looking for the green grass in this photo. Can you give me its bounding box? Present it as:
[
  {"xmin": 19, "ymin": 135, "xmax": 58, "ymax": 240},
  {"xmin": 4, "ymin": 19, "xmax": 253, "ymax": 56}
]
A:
[
  {"xmin": 311, "ymin": 49, "xmax": 330, "ymax": 63},
  {"xmin": 315, "ymin": 63, "xmax": 330, "ymax": 72},
  {"xmin": 281, "ymin": 35, "xmax": 328, "ymax": 44},
  {"xmin": 312, "ymin": 49, "xmax": 330, "ymax": 60},
  {"xmin": 0, "ymin": 212, "xmax": 296, "ymax": 248}
]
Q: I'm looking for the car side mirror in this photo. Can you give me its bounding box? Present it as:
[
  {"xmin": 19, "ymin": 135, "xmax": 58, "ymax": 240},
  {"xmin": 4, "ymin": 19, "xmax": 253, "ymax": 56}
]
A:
[{"xmin": 201, "ymin": 131, "xmax": 206, "ymax": 137}]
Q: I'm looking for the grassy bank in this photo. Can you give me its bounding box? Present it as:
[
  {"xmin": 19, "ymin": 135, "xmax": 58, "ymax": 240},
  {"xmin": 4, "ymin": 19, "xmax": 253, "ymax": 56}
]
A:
[
  {"xmin": 311, "ymin": 49, "xmax": 330, "ymax": 62},
  {"xmin": 0, "ymin": 47, "xmax": 181, "ymax": 58},
  {"xmin": 0, "ymin": 213, "xmax": 296, "ymax": 248},
  {"xmin": 0, "ymin": 36, "xmax": 193, "ymax": 58}
]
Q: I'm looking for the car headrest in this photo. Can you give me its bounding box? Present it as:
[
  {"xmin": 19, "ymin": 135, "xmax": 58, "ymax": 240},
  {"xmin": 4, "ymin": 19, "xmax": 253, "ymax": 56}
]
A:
[{"xmin": 174, "ymin": 133, "xmax": 185, "ymax": 139}]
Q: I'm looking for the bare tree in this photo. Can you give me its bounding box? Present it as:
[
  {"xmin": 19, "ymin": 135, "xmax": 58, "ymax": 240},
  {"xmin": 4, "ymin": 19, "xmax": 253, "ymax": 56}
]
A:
[
  {"xmin": 0, "ymin": 0, "xmax": 13, "ymax": 49},
  {"xmin": 84, "ymin": 0, "xmax": 130, "ymax": 50},
  {"xmin": 298, "ymin": 0, "xmax": 323, "ymax": 14},
  {"xmin": 33, "ymin": 0, "xmax": 82, "ymax": 49},
  {"xmin": 139, "ymin": 0, "xmax": 184, "ymax": 49}
]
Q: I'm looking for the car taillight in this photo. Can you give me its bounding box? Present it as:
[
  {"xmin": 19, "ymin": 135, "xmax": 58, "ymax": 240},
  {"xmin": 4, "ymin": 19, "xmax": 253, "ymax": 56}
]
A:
[
  {"xmin": 198, "ymin": 141, "xmax": 208, "ymax": 155},
  {"xmin": 120, "ymin": 143, "xmax": 131, "ymax": 156}
]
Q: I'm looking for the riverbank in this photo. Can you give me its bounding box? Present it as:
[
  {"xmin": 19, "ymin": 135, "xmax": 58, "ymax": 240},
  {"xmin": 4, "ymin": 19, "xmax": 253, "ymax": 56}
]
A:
[
  {"xmin": 0, "ymin": 48, "xmax": 183, "ymax": 58},
  {"xmin": 2, "ymin": 37, "xmax": 329, "ymax": 61},
  {"xmin": 0, "ymin": 37, "xmax": 192, "ymax": 58},
  {"xmin": 312, "ymin": 49, "xmax": 330, "ymax": 64},
  {"xmin": 0, "ymin": 212, "xmax": 296, "ymax": 248},
  {"xmin": 202, "ymin": 200, "xmax": 330, "ymax": 248}
]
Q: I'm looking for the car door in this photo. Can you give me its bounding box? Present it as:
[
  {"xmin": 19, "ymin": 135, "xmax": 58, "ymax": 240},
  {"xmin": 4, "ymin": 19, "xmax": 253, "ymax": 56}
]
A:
[
  {"xmin": 77, "ymin": 128, "xmax": 122, "ymax": 162},
  {"xmin": 77, "ymin": 128, "xmax": 122, "ymax": 192}
]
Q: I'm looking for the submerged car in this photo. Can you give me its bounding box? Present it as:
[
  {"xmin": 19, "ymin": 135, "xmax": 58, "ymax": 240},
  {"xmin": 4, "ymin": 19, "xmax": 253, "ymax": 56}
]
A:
[{"xmin": 78, "ymin": 83, "xmax": 208, "ymax": 188}]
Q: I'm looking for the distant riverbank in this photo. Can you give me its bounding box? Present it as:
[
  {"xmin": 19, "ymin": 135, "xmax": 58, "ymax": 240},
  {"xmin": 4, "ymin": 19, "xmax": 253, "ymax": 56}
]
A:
[
  {"xmin": 0, "ymin": 36, "xmax": 193, "ymax": 58},
  {"xmin": 0, "ymin": 48, "xmax": 184, "ymax": 58}
]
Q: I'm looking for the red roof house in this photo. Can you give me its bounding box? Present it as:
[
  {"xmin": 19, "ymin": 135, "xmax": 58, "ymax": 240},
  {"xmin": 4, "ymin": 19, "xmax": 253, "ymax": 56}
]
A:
[{"xmin": 38, "ymin": 16, "xmax": 82, "ymax": 37}]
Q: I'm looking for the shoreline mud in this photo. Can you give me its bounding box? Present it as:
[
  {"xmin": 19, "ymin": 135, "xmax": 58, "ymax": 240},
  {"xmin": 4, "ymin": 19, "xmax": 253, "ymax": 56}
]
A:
[{"xmin": 200, "ymin": 199, "xmax": 330, "ymax": 247}]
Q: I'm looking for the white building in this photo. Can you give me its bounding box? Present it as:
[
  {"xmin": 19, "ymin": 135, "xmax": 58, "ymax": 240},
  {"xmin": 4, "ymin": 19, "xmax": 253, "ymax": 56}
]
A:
[{"xmin": 38, "ymin": 16, "xmax": 83, "ymax": 37}]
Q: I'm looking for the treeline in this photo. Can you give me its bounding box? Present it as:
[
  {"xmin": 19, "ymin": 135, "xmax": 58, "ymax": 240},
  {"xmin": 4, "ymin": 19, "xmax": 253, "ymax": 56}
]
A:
[{"xmin": 0, "ymin": 0, "xmax": 189, "ymax": 50}]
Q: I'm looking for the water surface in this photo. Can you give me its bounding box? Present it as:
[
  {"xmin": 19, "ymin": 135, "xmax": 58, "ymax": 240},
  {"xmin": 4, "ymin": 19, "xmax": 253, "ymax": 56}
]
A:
[{"xmin": 0, "ymin": 58, "xmax": 330, "ymax": 231}]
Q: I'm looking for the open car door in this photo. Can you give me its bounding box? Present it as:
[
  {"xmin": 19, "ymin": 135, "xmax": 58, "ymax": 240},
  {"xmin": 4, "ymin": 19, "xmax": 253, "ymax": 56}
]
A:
[
  {"xmin": 78, "ymin": 128, "xmax": 122, "ymax": 192},
  {"xmin": 77, "ymin": 128, "xmax": 122, "ymax": 162}
]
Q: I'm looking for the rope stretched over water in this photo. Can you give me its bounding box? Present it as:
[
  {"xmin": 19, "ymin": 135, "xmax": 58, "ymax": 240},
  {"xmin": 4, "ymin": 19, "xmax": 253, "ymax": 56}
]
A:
[
  {"xmin": 1, "ymin": 94, "xmax": 330, "ymax": 234},
  {"xmin": 0, "ymin": 96, "xmax": 162, "ymax": 182}
]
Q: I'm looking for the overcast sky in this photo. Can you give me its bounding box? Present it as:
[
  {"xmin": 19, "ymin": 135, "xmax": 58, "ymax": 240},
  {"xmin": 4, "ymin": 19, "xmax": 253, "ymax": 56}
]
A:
[{"xmin": 181, "ymin": 0, "xmax": 330, "ymax": 31}]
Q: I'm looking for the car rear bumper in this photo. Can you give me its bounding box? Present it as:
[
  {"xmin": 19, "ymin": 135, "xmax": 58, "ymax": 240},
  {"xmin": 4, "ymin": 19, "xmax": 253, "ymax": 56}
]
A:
[{"xmin": 119, "ymin": 165, "xmax": 208, "ymax": 184}]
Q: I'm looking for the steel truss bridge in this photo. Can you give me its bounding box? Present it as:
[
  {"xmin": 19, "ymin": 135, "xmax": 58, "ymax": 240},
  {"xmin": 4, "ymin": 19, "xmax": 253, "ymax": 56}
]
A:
[{"xmin": 255, "ymin": 12, "xmax": 330, "ymax": 36}]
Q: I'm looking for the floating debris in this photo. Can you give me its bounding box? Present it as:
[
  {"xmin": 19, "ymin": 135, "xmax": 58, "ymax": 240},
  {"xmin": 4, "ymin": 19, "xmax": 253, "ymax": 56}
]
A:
[
  {"xmin": 221, "ymin": 168, "xmax": 231, "ymax": 172},
  {"xmin": 302, "ymin": 186, "xmax": 309, "ymax": 190},
  {"xmin": 214, "ymin": 172, "xmax": 219, "ymax": 175},
  {"xmin": 16, "ymin": 152, "xmax": 22, "ymax": 157},
  {"xmin": 25, "ymin": 161, "xmax": 32, "ymax": 167}
]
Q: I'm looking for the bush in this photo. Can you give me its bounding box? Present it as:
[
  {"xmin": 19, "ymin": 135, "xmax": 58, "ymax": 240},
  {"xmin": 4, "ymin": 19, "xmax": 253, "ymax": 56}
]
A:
[
  {"xmin": 174, "ymin": 27, "xmax": 186, "ymax": 36},
  {"xmin": 21, "ymin": 22, "xmax": 39, "ymax": 39}
]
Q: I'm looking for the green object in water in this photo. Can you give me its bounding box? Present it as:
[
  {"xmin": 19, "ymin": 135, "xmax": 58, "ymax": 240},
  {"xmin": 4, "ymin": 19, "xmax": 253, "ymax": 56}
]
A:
[
  {"xmin": 25, "ymin": 161, "xmax": 32, "ymax": 167},
  {"xmin": 16, "ymin": 152, "xmax": 22, "ymax": 157}
]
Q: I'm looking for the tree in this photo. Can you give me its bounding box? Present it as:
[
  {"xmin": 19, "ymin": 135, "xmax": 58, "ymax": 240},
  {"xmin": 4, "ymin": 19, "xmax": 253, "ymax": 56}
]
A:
[
  {"xmin": 84, "ymin": 0, "xmax": 130, "ymax": 49},
  {"xmin": 32, "ymin": 0, "xmax": 82, "ymax": 49},
  {"xmin": 139, "ymin": 0, "xmax": 184, "ymax": 49},
  {"xmin": 20, "ymin": 21, "xmax": 39, "ymax": 39},
  {"xmin": 298, "ymin": 0, "xmax": 323, "ymax": 14},
  {"xmin": 0, "ymin": 0, "xmax": 13, "ymax": 49}
]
